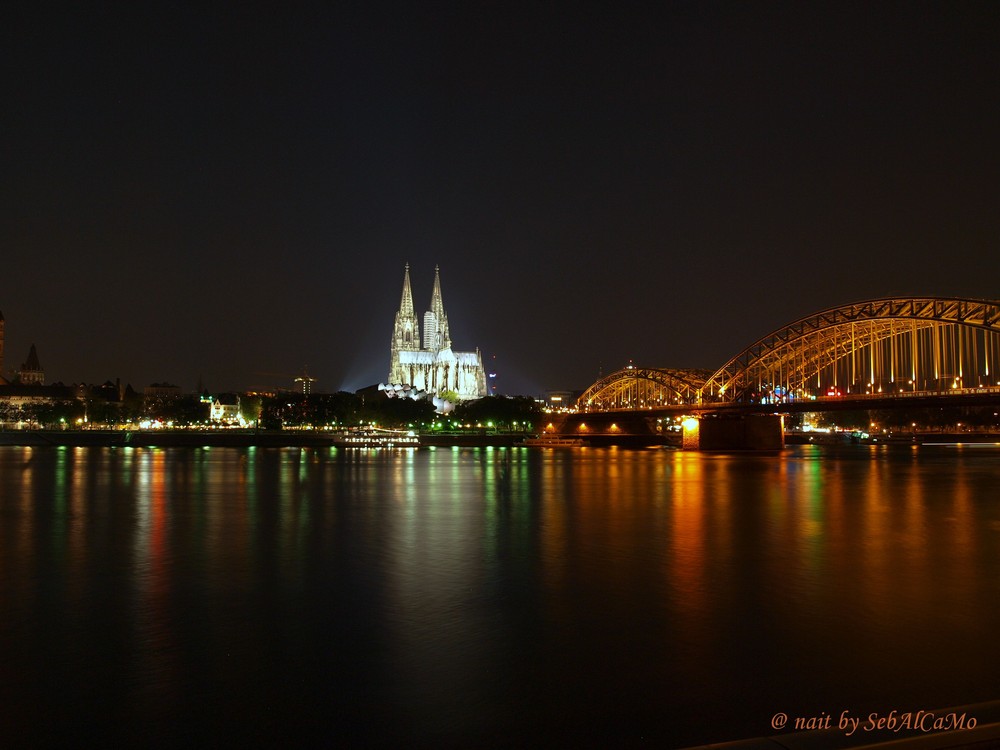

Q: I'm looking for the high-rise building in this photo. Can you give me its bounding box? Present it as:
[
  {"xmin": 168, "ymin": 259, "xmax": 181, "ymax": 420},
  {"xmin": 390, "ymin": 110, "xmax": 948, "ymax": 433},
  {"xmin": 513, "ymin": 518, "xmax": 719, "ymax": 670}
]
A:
[
  {"xmin": 294, "ymin": 367, "xmax": 316, "ymax": 395},
  {"xmin": 388, "ymin": 264, "xmax": 486, "ymax": 400}
]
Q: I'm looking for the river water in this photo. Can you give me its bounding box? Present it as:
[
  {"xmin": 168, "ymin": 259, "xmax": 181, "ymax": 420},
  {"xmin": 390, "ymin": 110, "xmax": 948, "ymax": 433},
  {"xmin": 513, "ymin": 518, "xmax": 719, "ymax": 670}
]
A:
[{"xmin": 2, "ymin": 443, "xmax": 1000, "ymax": 747}]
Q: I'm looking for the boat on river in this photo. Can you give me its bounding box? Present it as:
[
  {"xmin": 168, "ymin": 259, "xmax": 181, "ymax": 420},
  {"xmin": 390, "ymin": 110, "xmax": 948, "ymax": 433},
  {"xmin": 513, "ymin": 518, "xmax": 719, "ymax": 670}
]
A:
[
  {"xmin": 523, "ymin": 435, "xmax": 585, "ymax": 447},
  {"xmin": 329, "ymin": 429, "xmax": 421, "ymax": 448}
]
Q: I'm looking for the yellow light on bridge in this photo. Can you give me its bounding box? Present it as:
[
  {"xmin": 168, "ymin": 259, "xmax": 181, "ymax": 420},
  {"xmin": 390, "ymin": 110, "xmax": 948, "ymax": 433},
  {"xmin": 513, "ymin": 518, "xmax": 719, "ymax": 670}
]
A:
[{"xmin": 681, "ymin": 417, "xmax": 700, "ymax": 450}]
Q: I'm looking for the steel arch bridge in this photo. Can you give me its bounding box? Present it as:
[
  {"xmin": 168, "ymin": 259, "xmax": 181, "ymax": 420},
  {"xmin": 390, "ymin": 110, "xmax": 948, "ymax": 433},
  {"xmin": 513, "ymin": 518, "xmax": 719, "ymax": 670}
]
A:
[
  {"xmin": 577, "ymin": 367, "xmax": 713, "ymax": 411},
  {"xmin": 575, "ymin": 297, "xmax": 1000, "ymax": 410},
  {"xmin": 701, "ymin": 297, "xmax": 1000, "ymax": 404}
]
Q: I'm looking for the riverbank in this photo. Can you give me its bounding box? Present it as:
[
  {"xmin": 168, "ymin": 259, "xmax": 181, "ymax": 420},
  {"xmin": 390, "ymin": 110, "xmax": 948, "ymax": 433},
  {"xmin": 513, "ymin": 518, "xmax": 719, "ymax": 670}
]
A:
[
  {"xmin": 0, "ymin": 429, "xmax": 536, "ymax": 448},
  {"xmin": 0, "ymin": 429, "xmax": 329, "ymax": 448}
]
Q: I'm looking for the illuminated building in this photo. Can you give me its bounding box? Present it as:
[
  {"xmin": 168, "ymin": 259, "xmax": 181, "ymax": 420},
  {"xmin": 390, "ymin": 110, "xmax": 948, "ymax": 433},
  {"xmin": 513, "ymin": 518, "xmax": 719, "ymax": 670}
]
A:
[
  {"xmin": 0, "ymin": 310, "xmax": 5, "ymax": 384},
  {"xmin": 543, "ymin": 390, "xmax": 580, "ymax": 411},
  {"xmin": 210, "ymin": 394, "xmax": 241, "ymax": 424},
  {"xmin": 294, "ymin": 367, "xmax": 316, "ymax": 395},
  {"xmin": 388, "ymin": 264, "xmax": 487, "ymax": 401}
]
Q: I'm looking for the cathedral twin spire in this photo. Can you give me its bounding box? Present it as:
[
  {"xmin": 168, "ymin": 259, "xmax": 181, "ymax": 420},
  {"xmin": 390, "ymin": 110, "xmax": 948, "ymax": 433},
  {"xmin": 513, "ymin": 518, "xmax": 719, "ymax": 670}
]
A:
[
  {"xmin": 393, "ymin": 264, "xmax": 451, "ymax": 354},
  {"xmin": 388, "ymin": 263, "xmax": 487, "ymax": 401}
]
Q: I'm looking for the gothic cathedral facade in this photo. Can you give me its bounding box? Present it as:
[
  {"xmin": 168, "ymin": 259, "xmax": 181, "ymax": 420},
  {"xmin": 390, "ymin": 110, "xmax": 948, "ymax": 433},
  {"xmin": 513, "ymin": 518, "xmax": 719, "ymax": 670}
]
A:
[{"xmin": 388, "ymin": 265, "xmax": 487, "ymax": 400}]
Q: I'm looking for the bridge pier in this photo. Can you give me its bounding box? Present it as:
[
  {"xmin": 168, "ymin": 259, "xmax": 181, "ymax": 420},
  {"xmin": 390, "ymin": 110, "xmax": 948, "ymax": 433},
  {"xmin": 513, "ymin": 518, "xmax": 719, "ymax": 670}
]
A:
[
  {"xmin": 682, "ymin": 415, "xmax": 784, "ymax": 452},
  {"xmin": 548, "ymin": 412, "xmax": 785, "ymax": 450},
  {"xmin": 548, "ymin": 411, "xmax": 671, "ymax": 447}
]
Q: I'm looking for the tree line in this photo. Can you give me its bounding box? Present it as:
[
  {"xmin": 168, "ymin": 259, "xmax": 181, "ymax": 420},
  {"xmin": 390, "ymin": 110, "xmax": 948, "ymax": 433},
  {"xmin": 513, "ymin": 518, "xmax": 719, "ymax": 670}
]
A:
[{"xmin": 0, "ymin": 392, "xmax": 543, "ymax": 431}]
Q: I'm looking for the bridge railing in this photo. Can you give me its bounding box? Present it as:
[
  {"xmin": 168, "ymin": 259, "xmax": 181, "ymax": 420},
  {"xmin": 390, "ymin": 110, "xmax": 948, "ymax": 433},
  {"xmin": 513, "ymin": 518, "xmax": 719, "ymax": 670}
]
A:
[{"xmin": 702, "ymin": 384, "xmax": 1000, "ymax": 407}]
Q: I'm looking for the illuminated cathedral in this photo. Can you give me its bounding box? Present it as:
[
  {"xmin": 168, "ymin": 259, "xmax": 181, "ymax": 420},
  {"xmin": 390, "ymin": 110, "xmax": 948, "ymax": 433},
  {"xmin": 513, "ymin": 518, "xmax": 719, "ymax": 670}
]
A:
[{"xmin": 386, "ymin": 264, "xmax": 487, "ymax": 401}]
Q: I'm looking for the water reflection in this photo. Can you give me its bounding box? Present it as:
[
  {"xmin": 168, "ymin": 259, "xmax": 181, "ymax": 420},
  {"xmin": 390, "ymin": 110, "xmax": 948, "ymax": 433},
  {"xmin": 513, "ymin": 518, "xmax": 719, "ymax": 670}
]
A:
[{"xmin": 2, "ymin": 444, "xmax": 1000, "ymax": 746}]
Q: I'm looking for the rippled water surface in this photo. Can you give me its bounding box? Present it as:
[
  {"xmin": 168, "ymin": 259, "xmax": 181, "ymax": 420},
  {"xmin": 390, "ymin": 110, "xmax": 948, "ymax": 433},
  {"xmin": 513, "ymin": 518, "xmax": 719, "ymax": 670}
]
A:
[{"xmin": 2, "ymin": 444, "xmax": 1000, "ymax": 747}]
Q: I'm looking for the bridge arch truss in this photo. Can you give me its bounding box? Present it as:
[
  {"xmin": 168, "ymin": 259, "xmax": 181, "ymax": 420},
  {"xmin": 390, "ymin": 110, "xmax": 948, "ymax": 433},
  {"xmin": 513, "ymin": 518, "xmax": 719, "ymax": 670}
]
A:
[
  {"xmin": 699, "ymin": 297, "xmax": 1000, "ymax": 404},
  {"xmin": 577, "ymin": 367, "xmax": 711, "ymax": 411}
]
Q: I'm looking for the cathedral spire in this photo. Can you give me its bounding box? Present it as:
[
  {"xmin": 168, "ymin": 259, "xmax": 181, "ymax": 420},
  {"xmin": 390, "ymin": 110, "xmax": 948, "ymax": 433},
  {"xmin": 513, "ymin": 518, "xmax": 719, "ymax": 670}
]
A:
[
  {"xmin": 392, "ymin": 263, "xmax": 419, "ymax": 353},
  {"xmin": 430, "ymin": 265, "xmax": 445, "ymax": 320},
  {"xmin": 428, "ymin": 265, "xmax": 451, "ymax": 350},
  {"xmin": 399, "ymin": 262, "xmax": 415, "ymax": 318}
]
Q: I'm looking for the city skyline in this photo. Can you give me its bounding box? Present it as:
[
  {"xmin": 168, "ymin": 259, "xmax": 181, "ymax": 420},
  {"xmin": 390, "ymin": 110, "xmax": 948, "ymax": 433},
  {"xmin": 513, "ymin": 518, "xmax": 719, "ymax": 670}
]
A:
[{"xmin": 4, "ymin": 4, "xmax": 999, "ymax": 394}]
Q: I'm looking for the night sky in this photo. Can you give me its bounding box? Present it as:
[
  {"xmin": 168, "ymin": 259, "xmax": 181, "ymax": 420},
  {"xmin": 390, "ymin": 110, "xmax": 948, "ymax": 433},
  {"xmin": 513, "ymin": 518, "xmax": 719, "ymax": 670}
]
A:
[{"xmin": 4, "ymin": 3, "xmax": 999, "ymax": 396}]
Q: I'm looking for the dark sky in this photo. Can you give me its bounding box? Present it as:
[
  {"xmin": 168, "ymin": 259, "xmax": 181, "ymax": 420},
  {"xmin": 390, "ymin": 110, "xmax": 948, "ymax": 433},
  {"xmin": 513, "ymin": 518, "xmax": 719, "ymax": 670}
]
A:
[{"xmin": 3, "ymin": 2, "xmax": 999, "ymax": 395}]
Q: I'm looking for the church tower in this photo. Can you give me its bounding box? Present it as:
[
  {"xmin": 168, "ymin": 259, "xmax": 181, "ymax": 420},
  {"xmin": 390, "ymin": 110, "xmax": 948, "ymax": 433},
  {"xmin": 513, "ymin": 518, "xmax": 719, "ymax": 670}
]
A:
[
  {"xmin": 19, "ymin": 344, "xmax": 44, "ymax": 385},
  {"xmin": 424, "ymin": 265, "xmax": 451, "ymax": 352},
  {"xmin": 391, "ymin": 263, "xmax": 419, "ymax": 354}
]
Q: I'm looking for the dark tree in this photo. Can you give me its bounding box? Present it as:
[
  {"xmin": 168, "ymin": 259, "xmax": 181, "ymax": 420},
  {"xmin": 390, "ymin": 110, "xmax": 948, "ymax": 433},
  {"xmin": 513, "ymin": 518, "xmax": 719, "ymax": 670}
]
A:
[{"xmin": 451, "ymin": 396, "xmax": 542, "ymax": 430}]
